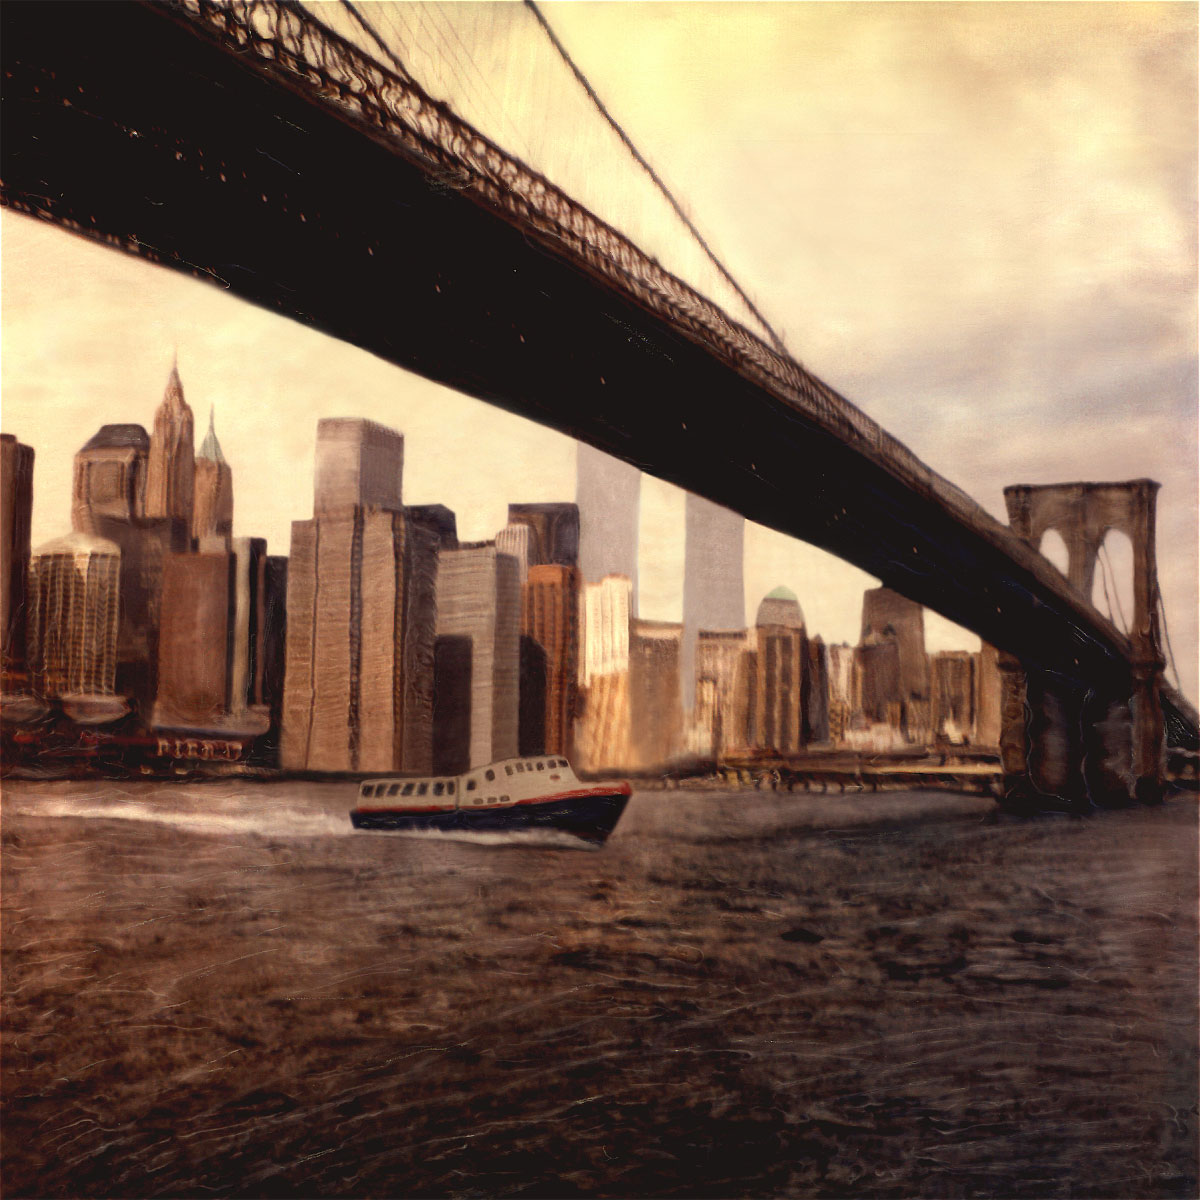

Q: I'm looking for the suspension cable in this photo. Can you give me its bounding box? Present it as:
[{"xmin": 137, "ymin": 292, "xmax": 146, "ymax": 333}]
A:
[
  {"xmin": 1098, "ymin": 540, "xmax": 1128, "ymax": 633},
  {"xmin": 1157, "ymin": 588, "xmax": 1183, "ymax": 692},
  {"xmin": 341, "ymin": 1, "xmax": 415, "ymax": 83},
  {"xmin": 1096, "ymin": 544, "xmax": 1118, "ymax": 627},
  {"xmin": 524, "ymin": 0, "xmax": 791, "ymax": 357}
]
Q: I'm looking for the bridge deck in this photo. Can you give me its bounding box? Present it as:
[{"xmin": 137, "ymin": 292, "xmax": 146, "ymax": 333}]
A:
[{"xmin": 1, "ymin": 0, "xmax": 1140, "ymax": 688}]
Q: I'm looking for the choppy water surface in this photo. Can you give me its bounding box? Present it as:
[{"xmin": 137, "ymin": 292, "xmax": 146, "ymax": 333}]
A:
[{"xmin": 2, "ymin": 780, "xmax": 1197, "ymax": 1198}]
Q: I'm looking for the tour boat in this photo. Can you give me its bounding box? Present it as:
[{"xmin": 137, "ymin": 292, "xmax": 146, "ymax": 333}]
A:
[{"xmin": 350, "ymin": 755, "xmax": 631, "ymax": 844}]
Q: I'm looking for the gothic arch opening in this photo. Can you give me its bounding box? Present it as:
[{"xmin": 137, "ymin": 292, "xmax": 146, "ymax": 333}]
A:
[
  {"xmin": 1038, "ymin": 528, "xmax": 1070, "ymax": 578},
  {"xmin": 1091, "ymin": 528, "xmax": 1134, "ymax": 633}
]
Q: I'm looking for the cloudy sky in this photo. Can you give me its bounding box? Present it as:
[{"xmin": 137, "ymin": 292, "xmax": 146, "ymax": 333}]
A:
[{"xmin": 2, "ymin": 2, "xmax": 1195, "ymax": 698}]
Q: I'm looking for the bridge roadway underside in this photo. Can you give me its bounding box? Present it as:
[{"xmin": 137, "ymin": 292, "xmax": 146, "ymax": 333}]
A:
[{"xmin": 2, "ymin": 1, "xmax": 1131, "ymax": 692}]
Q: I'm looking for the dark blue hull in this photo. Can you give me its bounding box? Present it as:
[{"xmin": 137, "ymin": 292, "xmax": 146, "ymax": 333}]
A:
[{"xmin": 350, "ymin": 788, "xmax": 630, "ymax": 844}]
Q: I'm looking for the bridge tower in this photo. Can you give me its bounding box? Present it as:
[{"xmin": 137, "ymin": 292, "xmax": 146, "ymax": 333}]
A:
[{"xmin": 1001, "ymin": 480, "xmax": 1164, "ymax": 808}]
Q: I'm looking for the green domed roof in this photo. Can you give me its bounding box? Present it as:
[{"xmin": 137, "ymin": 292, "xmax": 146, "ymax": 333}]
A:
[{"xmin": 756, "ymin": 587, "xmax": 805, "ymax": 628}]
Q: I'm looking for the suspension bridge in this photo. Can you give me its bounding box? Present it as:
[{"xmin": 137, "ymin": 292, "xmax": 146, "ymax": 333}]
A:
[{"xmin": 1, "ymin": 0, "xmax": 1194, "ymax": 807}]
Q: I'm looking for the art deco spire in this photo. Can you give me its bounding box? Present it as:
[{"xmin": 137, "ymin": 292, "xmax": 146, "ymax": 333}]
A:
[
  {"xmin": 192, "ymin": 405, "xmax": 233, "ymax": 542},
  {"xmin": 197, "ymin": 406, "xmax": 227, "ymax": 465},
  {"xmin": 145, "ymin": 363, "xmax": 195, "ymax": 529}
]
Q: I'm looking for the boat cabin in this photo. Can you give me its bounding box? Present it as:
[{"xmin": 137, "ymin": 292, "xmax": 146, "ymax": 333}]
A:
[{"xmin": 356, "ymin": 756, "xmax": 578, "ymax": 811}]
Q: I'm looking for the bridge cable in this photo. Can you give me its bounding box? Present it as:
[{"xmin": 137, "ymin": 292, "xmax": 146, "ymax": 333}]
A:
[
  {"xmin": 1095, "ymin": 544, "xmax": 1118, "ymax": 627},
  {"xmin": 523, "ymin": 0, "xmax": 791, "ymax": 357},
  {"xmin": 1156, "ymin": 589, "xmax": 1183, "ymax": 693},
  {"xmin": 1099, "ymin": 540, "xmax": 1128, "ymax": 633},
  {"xmin": 341, "ymin": 1, "xmax": 416, "ymax": 84}
]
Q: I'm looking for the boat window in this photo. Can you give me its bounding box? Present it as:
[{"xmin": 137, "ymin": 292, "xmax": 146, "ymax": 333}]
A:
[
  {"xmin": 485, "ymin": 768, "xmax": 495, "ymax": 782},
  {"xmin": 525, "ymin": 762, "xmax": 534, "ymax": 771},
  {"xmin": 501, "ymin": 794, "xmax": 510, "ymax": 803},
  {"xmin": 474, "ymin": 797, "xmax": 482, "ymax": 805},
  {"xmin": 417, "ymin": 782, "xmax": 429, "ymax": 796},
  {"xmin": 399, "ymin": 783, "xmax": 413, "ymax": 796},
  {"xmin": 505, "ymin": 765, "xmax": 514, "ymax": 776},
  {"xmin": 558, "ymin": 759, "xmax": 568, "ymax": 768},
  {"xmin": 447, "ymin": 781, "xmax": 455, "ymax": 795},
  {"xmin": 433, "ymin": 782, "xmax": 444, "ymax": 796},
  {"xmin": 388, "ymin": 783, "xmax": 401, "ymax": 797},
  {"xmin": 516, "ymin": 762, "xmax": 525, "ymax": 773},
  {"xmin": 536, "ymin": 761, "xmax": 545, "ymax": 771},
  {"xmin": 466, "ymin": 779, "xmax": 477, "ymax": 791}
]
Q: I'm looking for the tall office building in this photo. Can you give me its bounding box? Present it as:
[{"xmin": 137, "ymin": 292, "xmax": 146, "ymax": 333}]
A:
[
  {"xmin": 629, "ymin": 618, "xmax": 683, "ymax": 768},
  {"xmin": 681, "ymin": 493, "xmax": 744, "ymax": 709},
  {"xmin": 805, "ymin": 635, "xmax": 830, "ymax": 745},
  {"xmin": 192, "ymin": 408, "xmax": 234, "ymax": 543},
  {"xmin": 282, "ymin": 419, "xmax": 437, "ymax": 773},
  {"xmin": 576, "ymin": 444, "xmax": 639, "ymax": 611},
  {"xmin": 406, "ymin": 505, "xmax": 458, "ymax": 551},
  {"xmin": 575, "ymin": 574, "xmax": 633, "ymax": 770},
  {"xmin": 860, "ymin": 588, "xmax": 929, "ymax": 701},
  {"xmin": 692, "ymin": 628, "xmax": 755, "ymax": 758},
  {"xmin": 27, "ymin": 532, "xmax": 121, "ymax": 702},
  {"xmin": 154, "ymin": 537, "xmax": 273, "ymax": 735},
  {"xmin": 145, "ymin": 365, "xmax": 195, "ymax": 532},
  {"xmin": 860, "ymin": 587, "xmax": 930, "ymax": 741},
  {"xmin": 506, "ymin": 502, "xmax": 580, "ymax": 568},
  {"xmin": 71, "ymin": 423, "xmax": 149, "ymax": 532},
  {"xmin": 522, "ymin": 564, "xmax": 581, "ymax": 759},
  {"xmin": 1, "ymin": 434, "xmax": 34, "ymax": 679},
  {"xmin": 826, "ymin": 643, "xmax": 858, "ymax": 745},
  {"xmin": 754, "ymin": 587, "xmax": 808, "ymax": 755},
  {"xmin": 495, "ymin": 522, "xmax": 532, "ymax": 585},
  {"xmin": 314, "ymin": 417, "xmax": 403, "ymax": 515},
  {"xmin": 72, "ymin": 422, "xmax": 178, "ymax": 712},
  {"xmin": 931, "ymin": 650, "xmax": 976, "ymax": 742},
  {"xmin": 434, "ymin": 543, "xmax": 520, "ymax": 771},
  {"xmin": 154, "ymin": 550, "xmax": 235, "ymax": 730}
]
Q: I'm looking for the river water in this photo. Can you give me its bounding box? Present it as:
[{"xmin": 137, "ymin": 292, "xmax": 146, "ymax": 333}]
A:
[{"xmin": 2, "ymin": 779, "xmax": 1196, "ymax": 1197}]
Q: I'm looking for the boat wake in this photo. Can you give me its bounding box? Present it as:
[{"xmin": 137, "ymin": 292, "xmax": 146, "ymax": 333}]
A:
[{"xmin": 8, "ymin": 798, "xmax": 352, "ymax": 840}]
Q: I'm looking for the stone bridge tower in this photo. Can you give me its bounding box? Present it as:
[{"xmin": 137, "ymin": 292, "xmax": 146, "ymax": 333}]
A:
[{"xmin": 1001, "ymin": 480, "xmax": 1164, "ymax": 807}]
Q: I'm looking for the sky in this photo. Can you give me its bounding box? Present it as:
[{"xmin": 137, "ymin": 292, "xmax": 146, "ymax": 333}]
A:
[{"xmin": 2, "ymin": 1, "xmax": 1196, "ymax": 699}]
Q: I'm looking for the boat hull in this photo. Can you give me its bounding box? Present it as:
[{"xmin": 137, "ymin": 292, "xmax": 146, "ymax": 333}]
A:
[{"xmin": 351, "ymin": 786, "xmax": 630, "ymax": 844}]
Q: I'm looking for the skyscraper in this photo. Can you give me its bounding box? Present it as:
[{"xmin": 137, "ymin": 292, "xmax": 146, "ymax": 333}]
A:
[
  {"xmin": 576, "ymin": 444, "xmax": 639, "ymax": 611},
  {"xmin": 754, "ymin": 587, "xmax": 808, "ymax": 755},
  {"xmin": 27, "ymin": 532, "xmax": 121, "ymax": 704},
  {"xmin": 71, "ymin": 423, "xmax": 149, "ymax": 532},
  {"xmin": 1, "ymin": 434, "xmax": 34, "ymax": 680},
  {"xmin": 434, "ymin": 543, "xmax": 520, "ymax": 770},
  {"xmin": 193, "ymin": 407, "xmax": 233, "ymax": 543},
  {"xmin": 575, "ymin": 574, "xmax": 634, "ymax": 770},
  {"xmin": 281, "ymin": 419, "xmax": 437, "ymax": 773},
  {"xmin": 506, "ymin": 502, "xmax": 580, "ymax": 568},
  {"xmin": 522, "ymin": 563, "xmax": 581, "ymax": 759},
  {"xmin": 154, "ymin": 550, "xmax": 235, "ymax": 730},
  {"xmin": 859, "ymin": 587, "xmax": 930, "ymax": 741},
  {"xmin": 692, "ymin": 629, "xmax": 755, "ymax": 758},
  {"xmin": 681, "ymin": 493, "xmax": 744, "ymax": 708},
  {"xmin": 145, "ymin": 364, "xmax": 195, "ymax": 534},
  {"xmin": 495, "ymin": 522, "xmax": 532, "ymax": 585},
  {"xmin": 72, "ymin": 422, "xmax": 177, "ymax": 711},
  {"xmin": 931, "ymin": 650, "xmax": 976, "ymax": 743},
  {"xmin": 629, "ymin": 618, "xmax": 683, "ymax": 768}
]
